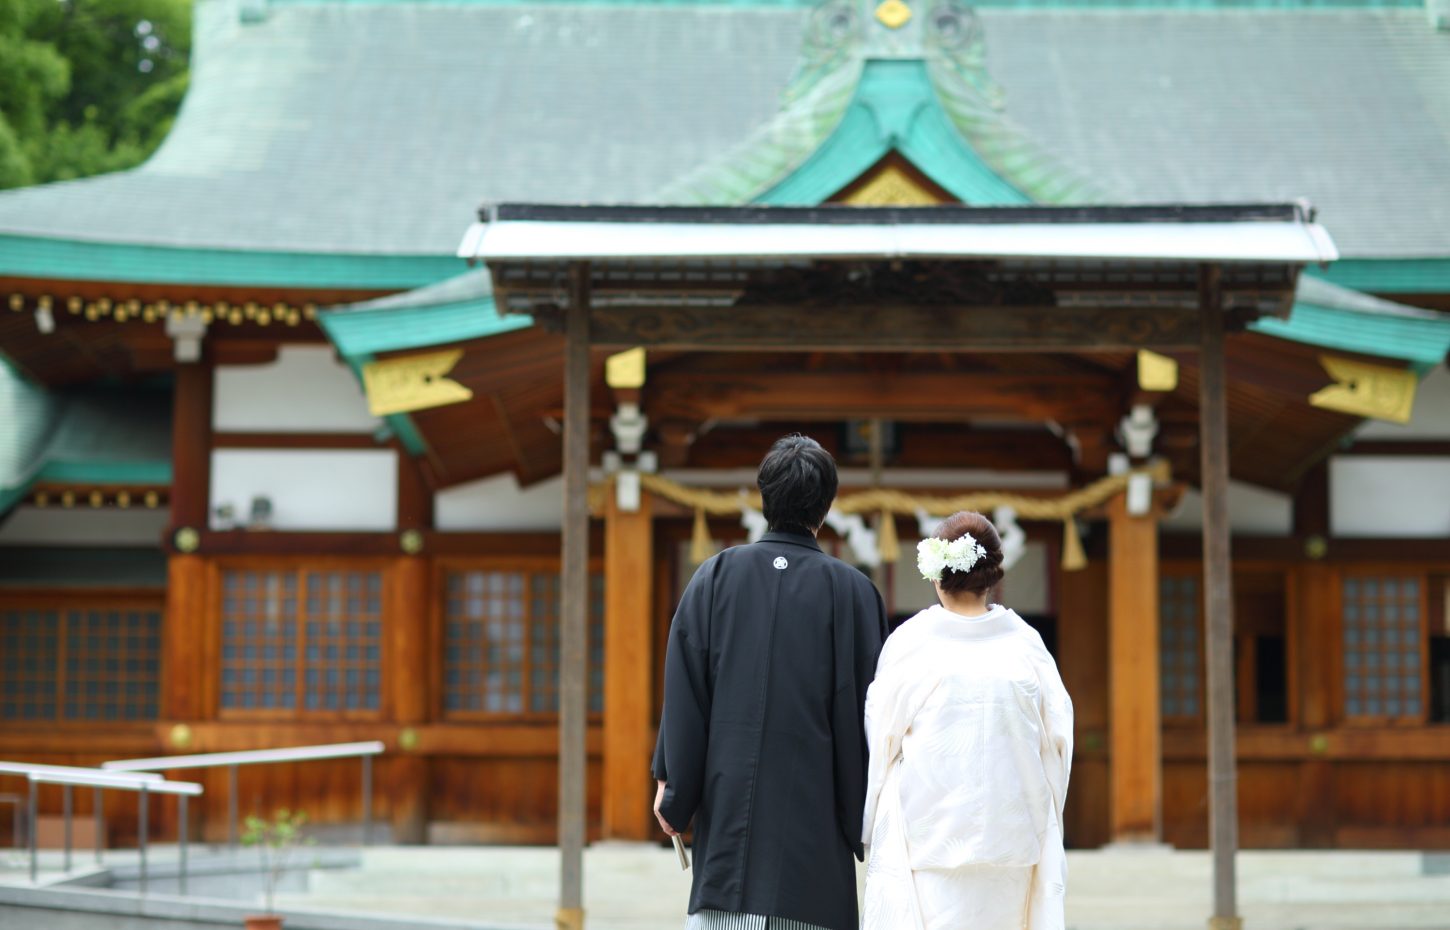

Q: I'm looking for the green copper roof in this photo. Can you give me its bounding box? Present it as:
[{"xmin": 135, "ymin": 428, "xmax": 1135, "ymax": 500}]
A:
[
  {"xmin": 1255, "ymin": 275, "xmax": 1450, "ymax": 369},
  {"xmin": 0, "ymin": 235, "xmax": 461, "ymax": 290},
  {"xmin": 319, "ymin": 270, "xmax": 528, "ymax": 458},
  {"xmin": 317, "ymin": 269, "xmax": 529, "ymax": 357},
  {"xmin": 0, "ymin": 363, "xmax": 172, "ymax": 517},
  {"xmin": 756, "ymin": 60, "xmax": 1035, "ymax": 205},
  {"xmin": 1310, "ymin": 259, "xmax": 1450, "ymax": 294},
  {"xmin": 0, "ymin": 0, "xmax": 1445, "ymax": 295}
]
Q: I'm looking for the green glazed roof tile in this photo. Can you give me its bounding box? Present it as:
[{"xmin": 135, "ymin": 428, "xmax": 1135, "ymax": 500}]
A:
[{"xmin": 1253, "ymin": 275, "xmax": 1450, "ymax": 369}]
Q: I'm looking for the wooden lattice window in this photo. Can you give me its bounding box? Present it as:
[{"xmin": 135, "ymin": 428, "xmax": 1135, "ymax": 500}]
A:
[
  {"xmin": 1, "ymin": 609, "xmax": 60, "ymax": 720},
  {"xmin": 1341, "ymin": 574, "xmax": 1426, "ymax": 722},
  {"xmin": 220, "ymin": 567, "xmax": 383, "ymax": 715},
  {"xmin": 1159, "ymin": 575, "xmax": 1202, "ymax": 722},
  {"xmin": 0, "ymin": 600, "xmax": 161, "ymax": 722},
  {"xmin": 65, "ymin": 608, "xmax": 163, "ymax": 720},
  {"xmin": 443, "ymin": 565, "xmax": 603, "ymax": 718}
]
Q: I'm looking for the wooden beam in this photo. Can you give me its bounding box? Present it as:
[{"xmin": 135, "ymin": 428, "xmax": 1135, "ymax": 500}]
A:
[
  {"xmin": 169, "ymin": 361, "xmax": 213, "ymax": 532},
  {"xmin": 583, "ymin": 303, "xmax": 1206, "ymax": 352},
  {"xmin": 213, "ymin": 432, "xmax": 381, "ymax": 449},
  {"xmin": 1198, "ymin": 264, "xmax": 1241, "ymax": 929},
  {"xmin": 1108, "ymin": 493, "xmax": 1162, "ymax": 842},
  {"xmin": 1292, "ymin": 462, "xmax": 1329, "ymax": 539},
  {"xmin": 390, "ymin": 454, "xmax": 433, "ymax": 844},
  {"xmin": 161, "ymin": 555, "xmax": 208, "ymax": 721},
  {"xmin": 646, "ymin": 370, "xmax": 1123, "ymax": 424},
  {"xmin": 388, "ymin": 555, "xmax": 431, "ymax": 844},
  {"xmin": 601, "ymin": 491, "xmax": 655, "ymax": 840},
  {"xmin": 557, "ymin": 262, "xmax": 590, "ymax": 930},
  {"xmin": 1293, "ymin": 562, "xmax": 1337, "ymax": 846}
]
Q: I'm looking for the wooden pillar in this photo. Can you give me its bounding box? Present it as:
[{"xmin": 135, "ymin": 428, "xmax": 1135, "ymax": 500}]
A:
[
  {"xmin": 1294, "ymin": 562, "xmax": 1337, "ymax": 847},
  {"xmin": 558, "ymin": 263, "xmax": 591, "ymax": 930},
  {"xmin": 602, "ymin": 490, "xmax": 655, "ymax": 840},
  {"xmin": 162, "ymin": 362, "xmax": 213, "ymax": 721},
  {"xmin": 1108, "ymin": 492, "xmax": 1162, "ymax": 842},
  {"xmin": 389, "ymin": 450, "xmax": 433, "ymax": 844},
  {"xmin": 1198, "ymin": 264, "xmax": 1241, "ymax": 930}
]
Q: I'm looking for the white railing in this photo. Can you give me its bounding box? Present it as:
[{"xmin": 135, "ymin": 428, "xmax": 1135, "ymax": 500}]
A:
[
  {"xmin": 103, "ymin": 741, "xmax": 386, "ymax": 847},
  {"xmin": 17, "ymin": 767, "xmax": 202, "ymax": 893},
  {"xmin": 1, "ymin": 762, "xmax": 167, "ymax": 866}
]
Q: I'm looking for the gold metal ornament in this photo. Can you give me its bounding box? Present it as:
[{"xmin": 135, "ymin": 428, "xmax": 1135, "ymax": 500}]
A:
[
  {"xmin": 875, "ymin": 0, "xmax": 912, "ymax": 29},
  {"xmin": 174, "ymin": 526, "xmax": 200, "ymax": 553},
  {"xmin": 605, "ymin": 347, "xmax": 647, "ymax": 389},
  {"xmin": 1137, "ymin": 349, "xmax": 1179, "ymax": 392},
  {"xmin": 1308, "ymin": 355, "xmax": 1418, "ymax": 424},
  {"xmin": 400, "ymin": 529, "xmax": 424, "ymax": 555},
  {"xmin": 398, "ymin": 727, "xmax": 421, "ymax": 751},
  {"xmin": 169, "ymin": 723, "xmax": 194, "ymax": 749},
  {"xmin": 362, "ymin": 348, "xmax": 473, "ymax": 416}
]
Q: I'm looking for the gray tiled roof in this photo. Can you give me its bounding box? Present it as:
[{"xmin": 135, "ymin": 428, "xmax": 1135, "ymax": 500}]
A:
[
  {"xmin": 0, "ymin": 1, "xmax": 1447, "ymax": 260},
  {"xmin": 0, "ymin": 0, "xmax": 807, "ymax": 255},
  {"xmin": 980, "ymin": 9, "xmax": 1450, "ymax": 258}
]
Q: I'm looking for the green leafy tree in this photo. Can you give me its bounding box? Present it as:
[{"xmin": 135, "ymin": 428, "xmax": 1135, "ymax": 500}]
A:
[{"xmin": 0, "ymin": 0, "xmax": 190, "ymax": 189}]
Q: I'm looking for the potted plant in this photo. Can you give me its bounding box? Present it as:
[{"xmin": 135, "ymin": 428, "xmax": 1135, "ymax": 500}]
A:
[{"xmin": 240, "ymin": 809, "xmax": 313, "ymax": 930}]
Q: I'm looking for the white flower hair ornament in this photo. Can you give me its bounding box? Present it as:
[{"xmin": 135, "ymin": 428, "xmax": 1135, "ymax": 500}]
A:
[{"xmin": 917, "ymin": 533, "xmax": 988, "ymax": 583}]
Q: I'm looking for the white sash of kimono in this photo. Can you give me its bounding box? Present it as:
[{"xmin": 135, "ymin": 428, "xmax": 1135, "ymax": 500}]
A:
[{"xmin": 885, "ymin": 757, "xmax": 928, "ymax": 930}]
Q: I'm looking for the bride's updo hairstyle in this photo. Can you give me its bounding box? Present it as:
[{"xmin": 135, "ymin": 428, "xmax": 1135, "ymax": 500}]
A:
[{"xmin": 933, "ymin": 511, "xmax": 1006, "ymax": 596}]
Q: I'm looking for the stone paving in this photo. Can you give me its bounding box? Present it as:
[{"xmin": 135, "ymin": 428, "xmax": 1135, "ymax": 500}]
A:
[{"xmin": 274, "ymin": 844, "xmax": 1450, "ymax": 930}]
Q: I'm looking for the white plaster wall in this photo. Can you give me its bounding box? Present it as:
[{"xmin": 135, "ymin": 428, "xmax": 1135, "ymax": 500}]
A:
[
  {"xmin": 213, "ymin": 345, "xmax": 378, "ymax": 433},
  {"xmin": 435, "ymin": 474, "xmax": 564, "ymax": 531},
  {"xmin": 1163, "ymin": 481, "xmax": 1293, "ymax": 536},
  {"xmin": 0, "ymin": 507, "xmax": 170, "ymax": 546},
  {"xmin": 1355, "ymin": 364, "xmax": 1450, "ymax": 441},
  {"xmin": 210, "ymin": 449, "xmax": 397, "ymax": 531},
  {"xmin": 1330, "ymin": 456, "xmax": 1450, "ymax": 538}
]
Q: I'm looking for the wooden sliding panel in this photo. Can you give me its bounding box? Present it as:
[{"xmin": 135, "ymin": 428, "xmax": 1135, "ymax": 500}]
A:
[
  {"xmin": 1108, "ymin": 493, "xmax": 1162, "ymax": 842},
  {"xmin": 602, "ymin": 491, "xmax": 655, "ymax": 840}
]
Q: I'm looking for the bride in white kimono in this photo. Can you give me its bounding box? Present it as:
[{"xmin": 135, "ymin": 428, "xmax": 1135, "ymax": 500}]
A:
[{"xmin": 862, "ymin": 511, "xmax": 1073, "ymax": 930}]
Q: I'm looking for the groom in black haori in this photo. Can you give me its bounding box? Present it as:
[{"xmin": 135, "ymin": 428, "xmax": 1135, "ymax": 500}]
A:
[{"xmin": 653, "ymin": 434, "xmax": 890, "ymax": 930}]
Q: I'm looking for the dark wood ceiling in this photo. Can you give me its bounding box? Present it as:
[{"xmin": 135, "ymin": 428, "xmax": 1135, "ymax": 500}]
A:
[{"xmin": 395, "ymin": 332, "xmax": 1372, "ymax": 495}]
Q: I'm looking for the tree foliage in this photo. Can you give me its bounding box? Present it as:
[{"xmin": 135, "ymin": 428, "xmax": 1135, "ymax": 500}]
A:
[{"xmin": 0, "ymin": 0, "xmax": 191, "ymax": 190}]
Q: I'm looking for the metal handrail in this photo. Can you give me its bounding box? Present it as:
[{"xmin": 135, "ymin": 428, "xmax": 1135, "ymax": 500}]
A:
[
  {"xmin": 0, "ymin": 793, "xmax": 22, "ymax": 853},
  {"xmin": 1, "ymin": 761, "xmax": 162, "ymax": 781},
  {"xmin": 103, "ymin": 741, "xmax": 385, "ymax": 847},
  {"xmin": 26, "ymin": 770, "xmax": 202, "ymax": 895},
  {"xmin": 1, "ymin": 763, "xmax": 165, "ymax": 866}
]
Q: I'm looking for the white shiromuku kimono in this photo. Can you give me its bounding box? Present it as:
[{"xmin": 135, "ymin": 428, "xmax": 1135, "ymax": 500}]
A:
[{"xmin": 861, "ymin": 604, "xmax": 1073, "ymax": 930}]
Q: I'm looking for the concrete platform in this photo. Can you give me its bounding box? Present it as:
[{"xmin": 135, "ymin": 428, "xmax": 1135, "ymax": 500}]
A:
[{"xmin": 277, "ymin": 844, "xmax": 1450, "ymax": 930}]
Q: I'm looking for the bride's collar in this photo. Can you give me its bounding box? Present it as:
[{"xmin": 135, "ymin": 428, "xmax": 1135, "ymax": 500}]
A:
[{"xmin": 925, "ymin": 603, "xmax": 1017, "ymax": 639}]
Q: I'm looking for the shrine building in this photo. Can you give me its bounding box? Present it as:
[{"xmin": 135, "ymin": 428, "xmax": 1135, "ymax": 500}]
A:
[{"xmin": 2, "ymin": 0, "xmax": 1450, "ymax": 855}]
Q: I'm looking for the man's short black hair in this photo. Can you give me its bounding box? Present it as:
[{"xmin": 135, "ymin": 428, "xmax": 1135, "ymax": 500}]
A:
[{"xmin": 757, "ymin": 434, "xmax": 838, "ymax": 535}]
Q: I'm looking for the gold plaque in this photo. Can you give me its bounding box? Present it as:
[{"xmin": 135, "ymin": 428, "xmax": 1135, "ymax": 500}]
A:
[
  {"xmin": 1136, "ymin": 349, "xmax": 1179, "ymax": 392},
  {"xmin": 841, "ymin": 162, "xmax": 943, "ymax": 207},
  {"xmin": 605, "ymin": 347, "xmax": 647, "ymax": 389},
  {"xmin": 362, "ymin": 348, "xmax": 473, "ymax": 416},
  {"xmin": 875, "ymin": 0, "xmax": 912, "ymax": 30},
  {"xmin": 1308, "ymin": 355, "xmax": 1418, "ymax": 424}
]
